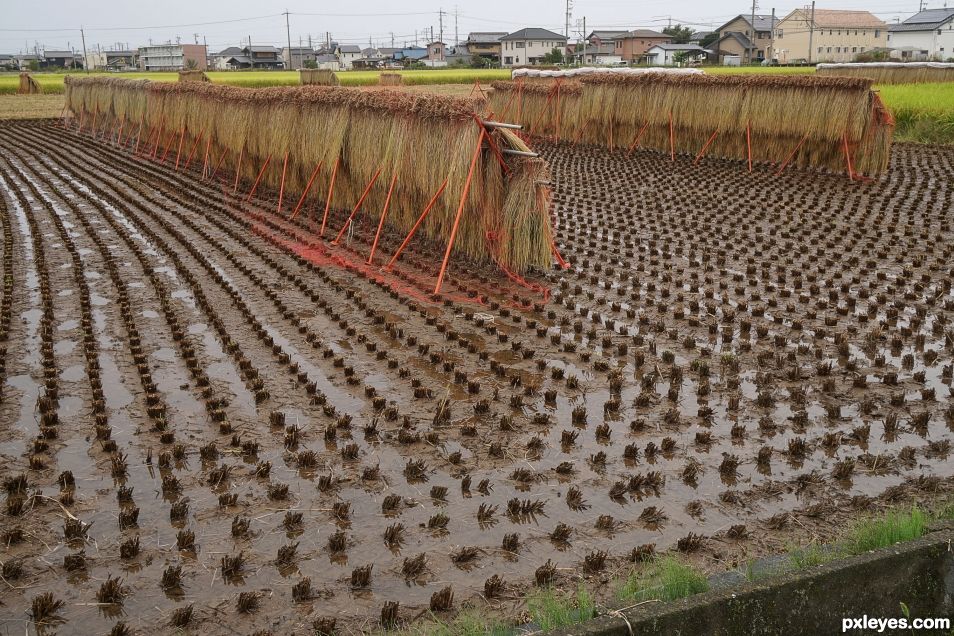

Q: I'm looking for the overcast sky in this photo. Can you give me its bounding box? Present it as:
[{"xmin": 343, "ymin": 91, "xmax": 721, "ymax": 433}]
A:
[{"xmin": 1, "ymin": 0, "xmax": 923, "ymax": 53}]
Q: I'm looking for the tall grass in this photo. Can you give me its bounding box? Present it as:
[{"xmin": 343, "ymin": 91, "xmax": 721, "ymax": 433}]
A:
[
  {"xmin": 618, "ymin": 555, "xmax": 709, "ymax": 602},
  {"xmin": 527, "ymin": 585, "xmax": 596, "ymax": 631},
  {"xmin": 390, "ymin": 609, "xmax": 514, "ymax": 636}
]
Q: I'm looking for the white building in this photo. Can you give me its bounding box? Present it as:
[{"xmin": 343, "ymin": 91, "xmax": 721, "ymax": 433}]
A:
[
  {"xmin": 645, "ymin": 43, "xmax": 708, "ymax": 66},
  {"xmin": 500, "ymin": 28, "xmax": 568, "ymax": 67},
  {"xmin": 887, "ymin": 9, "xmax": 954, "ymax": 60},
  {"xmin": 336, "ymin": 45, "xmax": 361, "ymax": 69}
]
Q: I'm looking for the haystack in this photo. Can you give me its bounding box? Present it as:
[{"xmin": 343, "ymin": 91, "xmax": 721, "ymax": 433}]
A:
[
  {"xmin": 64, "ymin": 76, "xmax": 553, "ymax": 273},
  {"xmin": 489, "ymin": 74, "xmax": 894, "ymax": 176},
  {"xmin": 17, "ymin": 73, "xmax": 41, "ymax": 95},
  {"xmin": 178, "ymin": 70, "xmax": 210, "ymax": 82},
  {"xmin": 816, "ymin": 62, "xmax": 954, "ymax": 84},
  {"xmin": 380, "ymin": 73, "xmax": 403, "ymax": 86},
  {"xmin": 300, "ymin": 69, "xmax": 340, "ymax": 86}
]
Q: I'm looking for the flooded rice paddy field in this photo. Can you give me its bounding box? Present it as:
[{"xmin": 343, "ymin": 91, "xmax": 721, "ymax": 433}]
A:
[{"xmin": 1, "ymin": 119, "xmax": 953, "ymax": 634}]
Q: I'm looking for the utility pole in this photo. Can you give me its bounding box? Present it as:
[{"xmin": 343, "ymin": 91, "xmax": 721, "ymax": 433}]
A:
[
  {"xmin": 391, "ymin": 32, "xmax": 395, "ymax": 48},
  {"xmin": 769, "ymin": 7, "xmax": 776, "ymax": 64},
  {"xmin": 454, "ymin": 6, "xmax": 459, "ymax": 46},
  {"xmin": 80, "ymin": 27, "xmax": 89, "ymax": 74},
  {"xmin": 565, "ymin": 0, "xmax": 573, "ymax": 39},
  {"xmin": 749, "ymin": 0, "xmax": 757, "ymax": 64},
  {"xmin": 439, "ymin": 8, "xmax": 444, "ymax": 44},
  {"xmin": 284, "ymin": 9, "xmax": 294, "ymax": 69},
  {"xmin": 807, "ymin": 1, "xmax": 816, "ymax": 64}
]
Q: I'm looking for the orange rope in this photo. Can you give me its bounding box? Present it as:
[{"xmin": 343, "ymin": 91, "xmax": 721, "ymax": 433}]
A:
[
  {"xmin": 367, "ymin": 172, "xmax": 398, "ymax": 264},
  {"xmin": 434, "ymin": 128, "xmax": 486, "ymax": 295}
]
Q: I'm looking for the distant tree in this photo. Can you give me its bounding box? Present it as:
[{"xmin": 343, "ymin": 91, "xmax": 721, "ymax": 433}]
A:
[
  {"xmin": 303, "ymin": 59, "xmax": 318, "ymax": 69},
  {"xmin": 854, "ymin": 49, "xmax": 890, "ymax": 63},
  {"xmin": 185, "ymin": 58, "xmax": 198, "ymax": 70},
  {"xmin": 27, "ymin": 60, "xmax": 40, "ymax": 71},
  {"xmin": 672, "ymin": 51, "xmax": 692, "ymax": 65},
  {"xmin": 663, "ymin": 24, "xmax": 694, "ymax": 44},
  {"xmin": 700, "ymin": 32, "xmax": 720, "ymax": 48},
  {"xmin": 542, "ymin": 47, "xmax": 564, "ymax": 64},
  {"xmin": 470, "ymin": 54, "xmax": 490, "ymax": 68}
]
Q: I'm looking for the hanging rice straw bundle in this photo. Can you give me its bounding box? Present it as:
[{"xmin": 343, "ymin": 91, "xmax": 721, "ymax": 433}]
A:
[
  {"xmin": 816, "ymin": 62, "xmax": 954, "ymax": 84},
  {"xmin": 489, "ymin": 73, "xmax": 894, "ymax": 176},
  {"xmin": 300, "ymin": 69, "xmax": 340, "ymax": 86},
  {"xmin": 17, "ymin": 73, "xmax": 41, "ymax": 95},
  {"xmin": 63, "ymin": 76, "xmax": 553, "ymax": 273}
]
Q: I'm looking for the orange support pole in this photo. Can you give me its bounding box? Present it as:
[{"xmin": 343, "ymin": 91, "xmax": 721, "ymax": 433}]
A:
[
  {"xmin": 319, "ymin": 157, "xmax": 340, "ymax": 237},
  {"xmin": 174, "ymin": 126, "xmax": 186, "ymax": 170},
  {"xmin": 843, "ymin": 133, "xmax": 855, "ymax": 181},
  {"xmin": 746, "ymin": 122, "xmax": 753, "ymax": 173},
  {"xmin": 332, "ymin": 167, "xmax": 383, "ymax": 245},
  {"xmin": 367, "ymin": 172, "xmax": 399, "ymax": 264},
  {"xmin": 434, "ymin": 129, "xmax": 486, "ymax": 296},
  {"xmin": 574, "ymin": 119, "xmax": 590, "ymax": 144},
  {"xmin": 384, "ymin": 178, "xmax": 448, "ymax": 271},
  {"xmin": 668, "ymin": 111, "xmax": 675, "ymax": 162},
  {"xmin": 133, "ymin": 116, "xmax": 144, "ymax": 154},
  {"xmin": 276, "ymin": 151, "xmax": 289, "ymax": 213},
  {"xmin": 160, "ymin": 130, "xmax": 176, "ymax": 164},
  {"xmin": 245, "ymin": 153, "xmax": 272, "ymax": 202},
  {"xmin": 151, "ymin": 118, "xmax": 164, "ymax": 159},
  {"xmin": 115, "ymin": 118, "xmax": 126, "ymax": 147},
  {"xmin": 233, "ymin": 145, "xmax": 245, "ymax": 195},
  {"xmin": 184, "ymin": 130, "xmax": 204, "ymax": 170},
  {"xmin": 209, "ymin": 146, "xmax": 229, "ymax": 182},
  {"xmin": 628, "ymin": 121, "xmax": 650, "ymax": 156},
  {"xmin": 693, "ymin": 130, "xmax": 719, "ymax": 166},
  {"xmin": 775, "ymin": 133, "xmax": 809, "ymax": 176},
  {"xmin": 201, "ymin": 135, "xmax": 212, "ymax": 178},
  {"xmin": 290, "ymin": 160, "xmax": 324, "ymax": 221},
  {"xmin": 91, "ymin": 110, "xmax": 98, "ymax": 138}
]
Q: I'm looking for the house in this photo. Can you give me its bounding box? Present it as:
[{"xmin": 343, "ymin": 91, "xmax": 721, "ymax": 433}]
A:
[
  {"xmin": 500, "ymin": 28, "xmax": 568, "ymax": 67},
  {"xmin": 690, "ymin": 31, "xmax": 715, "ymax": 45},
  {"xmin": 243, "ymin": 45, "xmax": 283, "ymax": 69},
  {"xmin": 620, "ymin": 29, "xmax": 672, "ymax": 62},
  {"xmin": 282, "ymin": 46, "xmax": 316, "ymax": 70},
  {"xmin": 424, "ymin": 41, "xmax": 447, "ymax": 67},
  {"xmin": 774, "ymin": 9, "xmax": 886, "ymax": 63},
  {"xmin": 87, "ymin": 50, "xmax": 137, "ymax": 71},
  {"xmin": 0, "ymin": 54, "xmax": 15, "ymax": 70},
  {"xmin": 645, "ymin": 43, "xmax": 708, "ymax": 66},
  {"xmin": 712, "ymin": 14, "xmax": 778, "ymax": 63},
  {"xmin": 43, "ymin": 50, "xmax": 81, "ymax": 69},
  {"xmin": 463, "ymin": 32, "xmax": 506, "ymax": 62},
  {"xmin": 13, "ymin": 54, "xmax": 40, "ymax": 70},
  {"xmin": 213, "ymin": 46, "xmax": 249, "ymax": 70},
  {"xmin": 315, "ymin": 53, "xmax": 341, "ymax": 70},
  {"xmin": 578, "ymin": 43, "xmax": 622, "ymax": 65},
  {"xmin": 887, "ymin": 9, "xmax": 954, "ymax": 60},
  {"xmin": 393, "ymin": 46, "xmax": 429, "ymax": 64},
  {"xmin": 139, "ymin": 44, "xmax": 207, "ymax": 71},
  {"xmin": 336, "ymin": 45, "xmax": 361, "ymax": 69}
]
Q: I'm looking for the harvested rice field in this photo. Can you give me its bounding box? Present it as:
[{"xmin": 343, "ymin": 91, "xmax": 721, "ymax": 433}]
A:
[{"xmin": 2, "ymin": 118, "xmax": 954, "ymax": 634}]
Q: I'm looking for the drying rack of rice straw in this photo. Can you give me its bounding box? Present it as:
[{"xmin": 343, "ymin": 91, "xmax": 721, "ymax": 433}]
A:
[
  {"xmin": 489, "ymin": 72, "xmax": 895, "ymax": 178},
  {"xmin": 17, "ymin": 72, "xmax": 41, "ymax": 95},
  {"xmin": 62, "ymin": 76, "xmax": 557, "ymax": 296},
  {"xmin": 816, "ymin": 62, "xmax": 954, "ymax": 84}
]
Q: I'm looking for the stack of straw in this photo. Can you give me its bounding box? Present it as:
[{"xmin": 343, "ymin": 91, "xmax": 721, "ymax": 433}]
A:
[
  {"xmin": 64, "ymin": 76, "xmax": 553, "ymax": 272},
  {"xmin": 379, "ymin": 73, "xmax": 403, "ymax": 86},
  {"xmin": 178, "ymin": 70, "xmax": 211, "ymax": 83},
  {"xmin": 17, "ymin": 73, "xmax": 41, "ymax": 95},
  {"xmin": 816, "ymin": 62, "xmax": 954, "ymax": 84},
  {"xmin": 489, "ymin": 74, "xmax": 894, "ymax": 175},
  {"xmin": 300, "ymin": 69, "xmax": 340, "ymax": 86}
]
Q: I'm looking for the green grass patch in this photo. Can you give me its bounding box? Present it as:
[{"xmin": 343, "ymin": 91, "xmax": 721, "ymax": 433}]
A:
[
  {"xmin": 389, "ymin": 609, "xmax": 514, "ymax": 636},
  {"xmin": 527, "ymin": 585, "xmax": 596, "ymax": 631},
  {"xmin": 618, "ymin": 555, "xmax": 709, "ymax": 603},
  {"xmin": 846, "ymin": 506, "xmax": 929, "ymax": 554}
]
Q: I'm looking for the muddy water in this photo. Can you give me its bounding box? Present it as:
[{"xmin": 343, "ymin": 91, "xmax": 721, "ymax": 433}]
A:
[{"xmin": 1, "ymin": 121, "xmax": 954, "ymax": 634}]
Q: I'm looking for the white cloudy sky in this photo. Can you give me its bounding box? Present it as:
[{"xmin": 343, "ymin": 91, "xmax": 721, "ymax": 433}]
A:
[{"xmin": 2, "ymin": 0, "xmax": 921, "ymax": 53}]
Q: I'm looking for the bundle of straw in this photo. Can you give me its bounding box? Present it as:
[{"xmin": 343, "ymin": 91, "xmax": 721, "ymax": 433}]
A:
[
  {"xmin": 178, "ymin": 70, "xmax": 210, "ymax": 83},
  {"xmin": 64, "ymin": 76, "xmax": 553, "ymax": 272},
  {"xmin": 17, "ymin": 73, "xmax": 41, "ymax": 95},
  {"xmin": 489, "ymin": 74, "xmax": 894, "ymax": 175},
  {"xmin": 300, "ymin": 69, "xmax": 340, "ymax": 86},
  {"xmin": 816, "ymin": 62, "xmax": 954, "ymax": 84},
  {"xmin": 380, "ymin": 73, "xmax": 403, "ymax": 86}
]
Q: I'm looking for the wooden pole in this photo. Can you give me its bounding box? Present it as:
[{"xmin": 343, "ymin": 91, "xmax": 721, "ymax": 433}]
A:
[
  {"xmin": 276, "ymin": 151, "xmax": 290, "ymax": 213},
  {"xmin": 434, "ymin": 129, "xmax": 485, "ymax": 295},
  {"xmin": 319, "ymin": 157, "xmax": 340, "ymax": 237},
  {"xmin": 290, "ymin": 161, "xmax": 323, "ymax": 221},
  {"xmin": 332, "ymin": 168, "xmax": 383, "ymax": 245},
  {"xmin": 245, "ymin": 154, "xmax": 272, "ymax": 202},
  {"xmin": 384, "ymin": 178, "xmax": 448, "ymax": 271},
  {"xmin": 367, "ymin": 172, "xmax": 399, "ymax": 264}
]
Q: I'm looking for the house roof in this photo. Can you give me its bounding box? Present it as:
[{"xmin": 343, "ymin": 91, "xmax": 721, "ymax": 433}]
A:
[
  {"xmin": 217, "ymin": 46, "xmax": 243, "ymax": 56},
  {"xmin": 715, "ymin": 31, "xmax": 753, "ymax": 50},
  {"xmin": 716, "ymin": 14, "xmax": 777, "ymax": 33},
  {"xmin": 315, "ymin": 54, "xmax": 339, "ymax": 63},
  {"xmin": 44, "ymin": 51, "xmax": 75, "ymax": 57},
  {"xmin": 501, "ymin": 28, "xmax": 567, "ymax": 41},
  {"xmin": 587, "ymin": 30, "xmax": 629, "ymax": 40},
  {"xmin": 582, "ymin": 44, "xmax": 618, "ymax": 55},
  {"xmin": 338, "ymin": 45, "xmax": 361, "ymax": 53},
  {"xmin": 466, "ymin": 32, "xmax": 507, "ymax": 43},
  {"xmin": 282, "ymin": 46, "xmax": 314, "ymax": 53},
  {"xmin": 226, "ymin": 55, "xmax": 253, "ymax": 65},
  {"xmin": 629, "ymin": 29, "xmax": 669, "ymax": 38},
  {"xmin": 784, "ymin": 8, "xmax": 885, "ymax": 28},
  {"xmin": 248, "ymin": 45, "xmax": 279, "ymax": 53},
  {"xmin": 889, "ymin": 8, "xmax": 954, "ymax": 32},
  {"xmin": 649, "ymin": 43, "xmax": 707, "ymax": 51},
  {"xmin": 104, "ymin": 50, "xmax": 136, "ymax": 57},
  {"xmin": 691, "ymin": 31, "xmax": 714, "ymax": 40}
]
